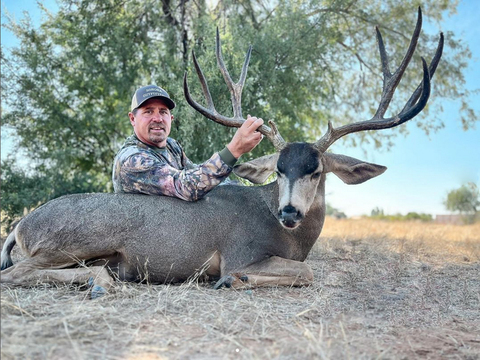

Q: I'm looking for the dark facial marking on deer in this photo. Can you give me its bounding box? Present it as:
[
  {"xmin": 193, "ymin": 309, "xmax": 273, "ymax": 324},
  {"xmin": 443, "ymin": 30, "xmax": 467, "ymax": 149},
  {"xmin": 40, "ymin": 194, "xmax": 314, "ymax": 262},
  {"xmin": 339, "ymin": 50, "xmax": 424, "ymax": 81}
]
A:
[{"xmin": 277, "ymin": 143, "xmax": 321, "ymax": 178}]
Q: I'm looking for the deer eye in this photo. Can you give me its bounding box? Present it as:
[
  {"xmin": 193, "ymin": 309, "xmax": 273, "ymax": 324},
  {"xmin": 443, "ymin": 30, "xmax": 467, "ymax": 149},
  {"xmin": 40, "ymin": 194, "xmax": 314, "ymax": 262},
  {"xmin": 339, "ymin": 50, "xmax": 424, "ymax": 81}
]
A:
[
  {"xmin": 275, "ymin": 170, "xmax": 283, "ymax": 178},
  {"xmin": 312, "ymin": 172, "xmax": 321, "ymax": 179}
]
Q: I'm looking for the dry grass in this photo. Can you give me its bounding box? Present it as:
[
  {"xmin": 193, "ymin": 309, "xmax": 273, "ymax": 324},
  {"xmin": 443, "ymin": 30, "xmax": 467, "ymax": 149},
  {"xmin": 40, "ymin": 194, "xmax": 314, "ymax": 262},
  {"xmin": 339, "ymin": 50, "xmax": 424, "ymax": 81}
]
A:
[
  {"xmin": 320, "ymin": 217, "xmax": 480, "ymax": 264},
  {"xmin": 1, "ymin": 218, "xmax": 480, "ymax": 359}
]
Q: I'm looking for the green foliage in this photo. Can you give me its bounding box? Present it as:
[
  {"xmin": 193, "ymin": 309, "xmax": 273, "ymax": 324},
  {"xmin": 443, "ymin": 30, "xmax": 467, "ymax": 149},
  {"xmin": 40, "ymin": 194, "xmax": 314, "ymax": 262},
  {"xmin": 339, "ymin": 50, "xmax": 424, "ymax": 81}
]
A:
[
  {"xmin": 0, "ymin": 158, "xmax": 104, "ymax": 227},
  {"xmin": 444, "ymin": 182, "xmax": 479, "ymax": 214},
  {"xmin": 0, "ymin": 159, "xmax": 50, "ymax": 225},
  {"xmin": 369, "ymin": 209, "xmax": 433, "ymax": 222},
  {"xmin": 1, "ymin": 0, "xmax": 476, "ymax": 224},
  {"xmin": 326, "ymin": 203, "xmax": 346, "ymax": 218},
  {"xmin": 404, "ymin": 212, "xmax": 433, "ymax": 222}
]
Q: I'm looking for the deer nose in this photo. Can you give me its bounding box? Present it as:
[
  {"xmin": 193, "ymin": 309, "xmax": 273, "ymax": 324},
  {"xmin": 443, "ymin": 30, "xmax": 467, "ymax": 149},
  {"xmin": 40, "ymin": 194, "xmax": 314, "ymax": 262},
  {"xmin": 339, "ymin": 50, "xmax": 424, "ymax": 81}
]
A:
[{"xmin": 279, "ymin": 205, "xmax": 304, "ymax": 229}]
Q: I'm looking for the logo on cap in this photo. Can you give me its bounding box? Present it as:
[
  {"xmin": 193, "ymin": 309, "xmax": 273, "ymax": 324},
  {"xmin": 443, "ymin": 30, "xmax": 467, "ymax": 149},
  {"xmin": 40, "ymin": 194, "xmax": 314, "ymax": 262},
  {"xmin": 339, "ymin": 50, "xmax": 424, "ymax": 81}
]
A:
[{"xmin": 131, "ymin": 85, "xmax": 176, "ymax": 111}]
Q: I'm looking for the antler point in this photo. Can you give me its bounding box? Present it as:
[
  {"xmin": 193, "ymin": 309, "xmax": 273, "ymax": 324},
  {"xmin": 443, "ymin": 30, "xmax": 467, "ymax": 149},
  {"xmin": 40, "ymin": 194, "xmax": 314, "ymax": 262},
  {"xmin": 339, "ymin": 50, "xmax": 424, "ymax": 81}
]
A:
[{"xmin": 268, "ymin": 120, "xmax": 277, "ymax": 132}]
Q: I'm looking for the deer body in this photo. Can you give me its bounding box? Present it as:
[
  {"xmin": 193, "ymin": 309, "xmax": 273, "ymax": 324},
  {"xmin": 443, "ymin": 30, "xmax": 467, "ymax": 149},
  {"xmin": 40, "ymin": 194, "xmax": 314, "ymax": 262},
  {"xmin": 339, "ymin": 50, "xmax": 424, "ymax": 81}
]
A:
[
  {"xmin": 1, "ymin": 8, "xmax": 443, "ymax": 295},
  {"xmin": 0, "ymin": 144, "xmax": 382, "ymax": 292},
  {"xmin": 1, "ymin": 163, "xmax": 326, "ymax": 288}
]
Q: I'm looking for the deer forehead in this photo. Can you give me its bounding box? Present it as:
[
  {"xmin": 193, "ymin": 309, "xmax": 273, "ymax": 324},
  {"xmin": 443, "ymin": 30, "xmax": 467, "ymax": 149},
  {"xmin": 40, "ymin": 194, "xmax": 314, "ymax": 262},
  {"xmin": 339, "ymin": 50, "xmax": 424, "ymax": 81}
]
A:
[{"xmin": 277, "ymin": 143, "xmax": 323, "ymax": 178}]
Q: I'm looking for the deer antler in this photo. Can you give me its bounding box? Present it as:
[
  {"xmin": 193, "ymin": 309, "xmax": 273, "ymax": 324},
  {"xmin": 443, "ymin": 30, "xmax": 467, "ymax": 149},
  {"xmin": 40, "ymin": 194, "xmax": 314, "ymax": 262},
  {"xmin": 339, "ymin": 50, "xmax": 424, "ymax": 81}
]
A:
[
  {"xmin": 315, "ymin": 7, "xmax": 444, "ymax": 152},
  {"xmin": 184, "ymin": 28, "xmax": 287, "ymax": 151}
]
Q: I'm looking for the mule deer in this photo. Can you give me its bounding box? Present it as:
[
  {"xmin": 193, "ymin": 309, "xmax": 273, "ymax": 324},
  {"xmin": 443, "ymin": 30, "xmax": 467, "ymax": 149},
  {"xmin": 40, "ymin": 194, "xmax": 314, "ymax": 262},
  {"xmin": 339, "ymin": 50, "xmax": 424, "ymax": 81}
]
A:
[{"xmin": 1, "ymin": 9, "xmax": 443, "ymax": 297}]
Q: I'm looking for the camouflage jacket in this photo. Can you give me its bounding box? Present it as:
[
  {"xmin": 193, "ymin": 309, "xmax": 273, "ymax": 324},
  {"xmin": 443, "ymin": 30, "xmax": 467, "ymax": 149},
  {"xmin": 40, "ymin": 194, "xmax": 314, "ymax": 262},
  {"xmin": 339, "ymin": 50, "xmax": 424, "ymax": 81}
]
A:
[{"xmin": 112, "ymin": 135, "xmax": 237, "ymax": 201}]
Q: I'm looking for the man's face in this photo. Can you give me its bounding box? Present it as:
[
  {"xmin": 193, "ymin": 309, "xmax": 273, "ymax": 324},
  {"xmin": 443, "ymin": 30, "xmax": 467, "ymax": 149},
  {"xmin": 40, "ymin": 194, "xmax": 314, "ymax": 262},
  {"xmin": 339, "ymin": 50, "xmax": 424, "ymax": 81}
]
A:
[{"xmin": 129, "ymin": 98, "xmax": 173, "ymax": 147}]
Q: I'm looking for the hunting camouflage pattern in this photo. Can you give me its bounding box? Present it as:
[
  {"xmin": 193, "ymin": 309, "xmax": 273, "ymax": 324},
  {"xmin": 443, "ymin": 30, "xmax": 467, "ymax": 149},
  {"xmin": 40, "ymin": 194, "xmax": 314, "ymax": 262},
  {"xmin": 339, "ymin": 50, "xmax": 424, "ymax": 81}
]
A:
[{"xmin": 112, "ymin": 135, "xmax": 236, "ymax": 201}]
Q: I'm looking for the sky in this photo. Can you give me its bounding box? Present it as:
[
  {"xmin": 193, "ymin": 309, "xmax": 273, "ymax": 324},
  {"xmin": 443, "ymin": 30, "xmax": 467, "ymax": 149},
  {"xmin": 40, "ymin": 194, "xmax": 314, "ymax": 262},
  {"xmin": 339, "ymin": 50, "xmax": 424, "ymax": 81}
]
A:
[{"xmin": 1, "ymin": 0, "xmax": 479, "ymax": 217}]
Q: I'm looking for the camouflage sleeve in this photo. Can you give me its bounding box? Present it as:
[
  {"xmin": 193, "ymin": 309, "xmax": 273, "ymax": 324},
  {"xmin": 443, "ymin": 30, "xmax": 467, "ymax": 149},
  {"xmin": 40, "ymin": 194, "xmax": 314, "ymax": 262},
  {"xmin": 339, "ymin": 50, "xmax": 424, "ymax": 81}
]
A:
[
  {"xmin": 118, "ymin": 152, "xmax": 232, "ymax": 201},
  {"xmin": 181, "ymin": 148, "xmax": 197, "ymax": 170}
]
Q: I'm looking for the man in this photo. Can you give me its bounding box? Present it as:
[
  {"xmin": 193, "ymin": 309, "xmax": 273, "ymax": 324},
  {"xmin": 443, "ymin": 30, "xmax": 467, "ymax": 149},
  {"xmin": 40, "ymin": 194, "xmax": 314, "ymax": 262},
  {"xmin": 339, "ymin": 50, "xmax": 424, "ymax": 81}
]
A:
[{"xmin": 112, "ymin": 85, "xmax": 263, "ymax": 201}]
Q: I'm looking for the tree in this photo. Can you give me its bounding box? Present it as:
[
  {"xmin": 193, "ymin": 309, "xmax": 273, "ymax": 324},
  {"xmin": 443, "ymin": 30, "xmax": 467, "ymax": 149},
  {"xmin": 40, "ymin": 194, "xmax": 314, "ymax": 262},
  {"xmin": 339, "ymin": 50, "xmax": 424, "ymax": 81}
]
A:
[
  {"xmin": 1, "ymin": 0, "xmax": 477, "ymax": 224},
  {"xmin": 444, "ymin": 183, "xmax": 479, "ymax": 215},
  {"xmin": 371, "ymin": 207, "xmax": 384, "ymax": 217}
]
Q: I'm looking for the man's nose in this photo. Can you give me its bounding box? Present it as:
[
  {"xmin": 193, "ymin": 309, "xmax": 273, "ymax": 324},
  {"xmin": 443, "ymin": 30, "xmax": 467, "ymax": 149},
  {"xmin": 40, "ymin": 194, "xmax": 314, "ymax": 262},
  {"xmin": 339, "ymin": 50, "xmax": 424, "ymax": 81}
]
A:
[{"xmin": 151, "ymin": 112, "xmax": 163, "ymax": 121}]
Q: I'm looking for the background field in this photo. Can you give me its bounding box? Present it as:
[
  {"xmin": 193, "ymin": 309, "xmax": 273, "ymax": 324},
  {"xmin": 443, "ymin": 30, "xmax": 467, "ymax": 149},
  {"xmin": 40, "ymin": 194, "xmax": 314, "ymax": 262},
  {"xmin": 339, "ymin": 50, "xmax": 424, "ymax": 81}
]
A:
[{"xmin": 1, "ymin": 217, "xmax": 479, "ymax": 359}]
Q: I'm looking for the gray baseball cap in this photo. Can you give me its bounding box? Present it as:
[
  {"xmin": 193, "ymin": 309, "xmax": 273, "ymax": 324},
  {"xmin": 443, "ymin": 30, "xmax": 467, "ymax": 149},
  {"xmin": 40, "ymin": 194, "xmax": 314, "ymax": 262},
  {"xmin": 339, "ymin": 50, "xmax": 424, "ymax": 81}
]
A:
[{"xmin": 131, "ymin": 85, "xmax": 176, "ymax": 111}]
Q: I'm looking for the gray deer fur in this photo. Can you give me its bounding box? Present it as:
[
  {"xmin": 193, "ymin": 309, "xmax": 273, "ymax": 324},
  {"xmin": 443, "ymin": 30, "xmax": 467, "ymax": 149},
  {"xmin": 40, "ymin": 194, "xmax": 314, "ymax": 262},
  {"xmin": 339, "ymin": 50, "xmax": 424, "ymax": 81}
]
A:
[
  {"xmin": 1, "ymin": 8, "xmax": 443, "ymax": 295},
  {"xmin": 0, "ymin": 152, "xmax": 384, "ymax": 290}
]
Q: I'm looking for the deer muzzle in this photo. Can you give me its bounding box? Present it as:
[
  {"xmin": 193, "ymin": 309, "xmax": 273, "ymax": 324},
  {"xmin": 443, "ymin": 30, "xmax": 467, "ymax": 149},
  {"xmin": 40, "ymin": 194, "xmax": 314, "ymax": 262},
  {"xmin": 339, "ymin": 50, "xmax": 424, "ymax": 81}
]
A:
[{"xmin": 278, "ymin": 205, "xmax": 304, "ymax": 229}]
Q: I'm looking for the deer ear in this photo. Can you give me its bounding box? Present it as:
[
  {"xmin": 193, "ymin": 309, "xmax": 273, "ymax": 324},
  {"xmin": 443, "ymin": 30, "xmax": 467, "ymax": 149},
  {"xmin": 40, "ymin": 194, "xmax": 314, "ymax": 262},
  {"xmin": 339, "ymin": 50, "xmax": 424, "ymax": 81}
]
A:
[
  {"xmin": 323, "ymin": 153, "xmax": 387, "ymax": 185},
  {"xmin": 233, "ymin": 153, "xmax": 279, "ymax": 184}
]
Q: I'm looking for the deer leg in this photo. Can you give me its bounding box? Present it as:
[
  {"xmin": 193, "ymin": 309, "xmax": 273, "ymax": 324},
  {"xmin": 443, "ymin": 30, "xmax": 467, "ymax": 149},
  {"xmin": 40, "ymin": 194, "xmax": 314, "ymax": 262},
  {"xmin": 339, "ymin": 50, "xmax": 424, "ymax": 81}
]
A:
[
  {"xmin": 215, "ymin": 256, "xmax": 313, "ymax": 289},
  {"xmin": 1, "ymin": 259, "xmax": 114, "ymax": 298}
]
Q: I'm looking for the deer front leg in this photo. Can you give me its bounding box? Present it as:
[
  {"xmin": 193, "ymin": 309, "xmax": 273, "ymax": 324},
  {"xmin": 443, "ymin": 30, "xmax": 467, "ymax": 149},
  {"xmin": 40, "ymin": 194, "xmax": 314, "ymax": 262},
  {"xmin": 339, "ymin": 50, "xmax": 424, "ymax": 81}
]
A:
[
  {"xmin": 1, "ymin": 260, "xmax": 114, "ymax": 299},
  {"xmin": 214, "ymin": 256, "xmax": 313, "ymax": 289}
]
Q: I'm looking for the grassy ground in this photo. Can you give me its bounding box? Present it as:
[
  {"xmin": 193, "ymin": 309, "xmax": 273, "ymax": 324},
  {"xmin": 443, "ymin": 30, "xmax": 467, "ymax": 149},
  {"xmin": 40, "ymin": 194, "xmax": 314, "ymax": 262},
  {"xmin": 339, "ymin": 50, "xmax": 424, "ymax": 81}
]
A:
[{"xmin": 1, "ymin": 218, "xmax": 479, "ymax": 359}]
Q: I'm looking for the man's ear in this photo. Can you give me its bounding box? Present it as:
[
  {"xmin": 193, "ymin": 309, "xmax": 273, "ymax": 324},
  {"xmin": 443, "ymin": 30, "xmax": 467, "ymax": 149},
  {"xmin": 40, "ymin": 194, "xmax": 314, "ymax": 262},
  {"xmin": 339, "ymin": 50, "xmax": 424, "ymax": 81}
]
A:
[
  {"xmin": 128, "ymin": 112, "xmax": 135, "ymax": 127},
  {"xmin": 233, "ymin": 153, "xmax": 279, "ymax": 184},
  {"xmin": 323, "ymin": 153, "xmax": 387, "ymax": 185}
]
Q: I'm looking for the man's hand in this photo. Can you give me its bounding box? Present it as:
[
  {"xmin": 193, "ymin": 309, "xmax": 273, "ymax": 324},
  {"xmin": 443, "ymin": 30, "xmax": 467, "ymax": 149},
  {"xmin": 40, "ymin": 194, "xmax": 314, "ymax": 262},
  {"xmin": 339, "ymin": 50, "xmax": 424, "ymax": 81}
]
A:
[{"xmin": 227, "ymin": 115, "xmax": 264, "ymax": 159}]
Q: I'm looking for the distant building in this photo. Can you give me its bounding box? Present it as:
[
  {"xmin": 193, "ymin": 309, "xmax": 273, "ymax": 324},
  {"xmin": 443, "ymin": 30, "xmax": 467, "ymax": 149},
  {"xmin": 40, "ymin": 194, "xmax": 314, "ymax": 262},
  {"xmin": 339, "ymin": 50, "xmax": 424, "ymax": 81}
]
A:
[{"xmin": 435, "ymin": 214, "xmax": 465, "ymax": 225}]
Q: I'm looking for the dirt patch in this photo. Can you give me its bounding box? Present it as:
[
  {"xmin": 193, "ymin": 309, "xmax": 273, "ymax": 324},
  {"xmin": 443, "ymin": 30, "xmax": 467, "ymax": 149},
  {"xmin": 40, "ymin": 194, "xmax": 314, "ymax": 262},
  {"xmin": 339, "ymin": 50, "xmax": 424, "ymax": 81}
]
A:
[{"xmin": 1, "ymin": 219, "xmax": 479, "ymax": 359}]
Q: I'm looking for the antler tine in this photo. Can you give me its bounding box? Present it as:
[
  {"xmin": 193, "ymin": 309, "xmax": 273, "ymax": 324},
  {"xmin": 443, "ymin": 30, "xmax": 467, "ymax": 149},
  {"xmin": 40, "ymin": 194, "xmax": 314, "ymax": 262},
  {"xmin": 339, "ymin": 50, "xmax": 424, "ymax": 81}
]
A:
[
  {"xmin": 397, "ymin": 57, "xmax": 431, "ymax": 120},
  {"xmin": 184, "ymin": 51, "xmax": 243, "ymax": 127},
  {"xmin": 184, "ymin": 29, "xmax": 287, "ymax": 151},
  {"xmin": 266, "ymin": 119, "xmax": 287, "ymax": 151},
  {"xmin": 401, "ymin": 32, "xmax": 444, "ymax": 113},
  {"xmin": 374, "ymin": 7, "xmax": 422, "ymax": 119},
  {"xmin": 192, "ymin": 50, "xmax": 215, "ymax": 111},
  {"xmin": 315, "ymin": 56, "xmax": 432, "ymax": 153},
  {"xmin": 314, "ymin": 7, "xmax": 442, "ymax": 153},
  {"xmin": 216, "ymin": 27, "xmax": 252, "ymax": 119}
]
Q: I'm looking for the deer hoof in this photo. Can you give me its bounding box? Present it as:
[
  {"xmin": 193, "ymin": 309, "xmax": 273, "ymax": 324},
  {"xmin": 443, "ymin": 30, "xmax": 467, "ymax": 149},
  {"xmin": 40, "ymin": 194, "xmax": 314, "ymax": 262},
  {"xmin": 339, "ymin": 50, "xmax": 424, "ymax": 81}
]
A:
[
  {"xmin": 1, "ymin": 258, "xmax": 13, "ymax": 270},
  {"xmin": 91, "ymin": 285, "xmax": 107, "ymax": 299},
  {"xmin": 214, "ymin": 275, "xmax": 235, "ymax": 289},
  {"xmin": 213, "ymin": 274, "xmax": 249, "ymax": 289}
]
